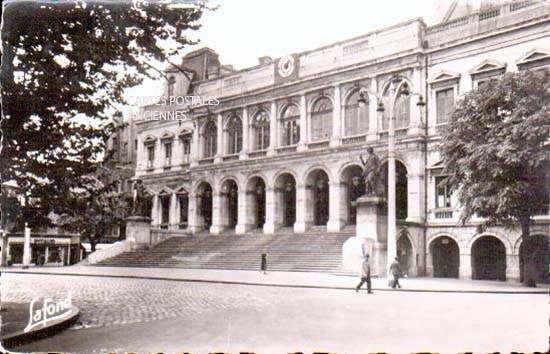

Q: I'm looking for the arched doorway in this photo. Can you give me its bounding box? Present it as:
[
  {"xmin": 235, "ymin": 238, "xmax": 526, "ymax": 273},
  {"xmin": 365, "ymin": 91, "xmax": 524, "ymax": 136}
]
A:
[
  {"xmin": 339, "ymin": 165, "xmax": 364, "ymax": 225},
  {"xmin": 306, "ymin": 169, "xmax": 330, "ymax": 226},
  {"xmin": 247, "ymin": 177, "xmax": 266, "ymax": 229},
  {"xmin": 380, "ymin": 161, "xmax": 408, "ymax": 220},
  {"xmin": 275, "ymin": 173, "xmax": 296, "ymax": 228},
  {"xmin": 197, "ymin": 182, "xmax": 213, "ymax": 230},
  {"xmin": 431, "ymin": 236, "xmax": 459, "ymax": 278},
  {"xmin": 472, "ymin": 236, "xmax": 506, "ymax": 281},
  {"xmin": 397, "ymin": 233, "xmax": 414, "ymax": 276},
  {"xmin": 519, "ymin": 234, "xmax": 550, "ymax": 284},
  {"xmin": 221, "ymin": 179, "xmax": 239, "ymax": 230}
]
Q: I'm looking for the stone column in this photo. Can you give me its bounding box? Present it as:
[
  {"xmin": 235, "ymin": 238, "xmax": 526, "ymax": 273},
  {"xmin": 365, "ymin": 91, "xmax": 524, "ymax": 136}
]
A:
[
  {"xmin": 169, "ymin": 192, "xmax": 178, "ymax": 230},
  {"xmin": 240, "ymin": 107, "xmax": 249, "ymax": 159},
  {"xmin": 210, "ymin": 192, "xmax": 224, "ymax": 235},
  {"xmin": 215, "ymin": 113, "xmax": 223, "ymax": 163},
  {"xmin": 294, "ymin": 183, "xmax": 309, "ymax": 233},
  {"xmin": 298, "ymin": 94, "xmax": 307, "ymax": 151},
  {"xmin": 407, "ymin": 173, "xmax": 425, "ymax": 223},
  {"xmin": 330, "ymin": 84, "xmax": 341, "ymax": 147},
  {"xmin": 426, "ymin": 249, "xmax": 434, "ymax": 277},
  {"xmin": 459, "ymin": 253, "xmax": 472, "ymax": 280},
  {"xmin": 506, "ymin": 254, "xmax": 520, "ymax": 283},
  {"xmin": 263, "ymin": 187, "xmax": 277, "ymax": 234},
  {"xmin": 327, "ymin": 182, "xmax": 344, "ymax": 232},
  {"xmin": 236, "ymin": 189, "xmax": 252, "ymax": 234},
  {"xmin": 151, "ymin": 194, "xmax": 159, "ymax": 227},
  {"xmin": 188, "ymin": 193, "xmax": 202, "ymax": 234},
  {"xmin": 268, "ymin": 101, "xmax": 277, "ymax": 156}
]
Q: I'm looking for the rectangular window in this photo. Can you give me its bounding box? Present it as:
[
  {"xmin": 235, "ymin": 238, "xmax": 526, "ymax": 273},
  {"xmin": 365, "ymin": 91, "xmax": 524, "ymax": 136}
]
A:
[
  {"xmin": 311, "ymin": 111, "xmax": 332, "ymax": 141},
  {"xmin": 436, "ymin": 88, "xmax": 454, "ymax": 123},
  {"xmin": 147, "ymin": 145, "xmax": 155, "ymax": 169},
  {"xmin": 435, "ymin": 176, "xmax": 451, "ymax": 208},
  {"xmin": 164, "ymin": 142, "xmax": 172, "ymax": 166}
]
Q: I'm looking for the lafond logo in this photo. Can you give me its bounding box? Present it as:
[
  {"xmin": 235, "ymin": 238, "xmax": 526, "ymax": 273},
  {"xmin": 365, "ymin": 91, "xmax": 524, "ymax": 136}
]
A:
[{"xmin": 24, "ymin": 292, "xmax": 72, "ymax": 333}]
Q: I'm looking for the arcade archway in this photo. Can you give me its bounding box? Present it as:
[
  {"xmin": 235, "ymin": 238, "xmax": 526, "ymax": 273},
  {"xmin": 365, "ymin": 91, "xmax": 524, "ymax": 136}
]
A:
[
  {"xmin": 196, "ymin": 182, "xmax": 213, "ymax": 231},
  {"xmin": 339, "ymin": 165, "xmax": 364, "ymax": 225},
  {"xmin": 247, "ymin": 177, "xmax": 266, "ymax": 229},
  {"xmin": 274, "ymin": 173, "xmax": 296, "ymax": 228},
  {"xmin": 397, "ymin": 233, "xmax": 414, "ymax": 276},
  {"xmin": 430, "ymin": 236, "xmax": 459, "ymax": 278},
  {"xmin": 305, "ymin": 169, "xmax": 330, "ymax": 226},
  {"xmin": 472, "ymin": 236, "xmax": 506, "ymax": 281},
  {"xmin": 221, "ymin": 179, "xmax": 239, "ymax": 230}
]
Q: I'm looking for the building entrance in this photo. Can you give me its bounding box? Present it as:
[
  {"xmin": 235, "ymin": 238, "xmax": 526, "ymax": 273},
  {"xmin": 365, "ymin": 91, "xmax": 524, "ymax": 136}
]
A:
[
  {"xmin": 472, "ymin": 236, "xmax": 506, "ymax": 281},
  {"xmin": 431, "ymin": 236, "xmax": 459, "ymax": 278},
  {"xmin": 397, "ymin": 234, "xmax": 414, "ymax": 276},
  {"xmin": 198, "ymin": 183, "xmax": 213, "ymax": 230},
  {"xmin": 276, "ymin": 173, "xmax": 296, "ymax": 227},
  {"xmin": 223, "ymin": 179, "xmax": 239, "ymax": 230},
  {"xmin": 306, "ymin": 169, "xmax": 329, "ymax": 226}
]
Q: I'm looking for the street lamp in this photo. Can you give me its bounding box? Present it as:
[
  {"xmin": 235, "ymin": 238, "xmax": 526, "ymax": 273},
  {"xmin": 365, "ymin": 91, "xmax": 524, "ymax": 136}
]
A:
[{"xmin": 358, "ymin": 76, "xmax": 425, "ymax": 277}]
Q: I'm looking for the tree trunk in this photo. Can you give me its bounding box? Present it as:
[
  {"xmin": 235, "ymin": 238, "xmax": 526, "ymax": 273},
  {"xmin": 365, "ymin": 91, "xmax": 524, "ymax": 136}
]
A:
[
  {"xmin": 520, "ymin": 217, "xmax": 537, "ymax": 287},
  {"xmin": 90, "ymin": 238, "xmax": 97, "ymax": 253}
]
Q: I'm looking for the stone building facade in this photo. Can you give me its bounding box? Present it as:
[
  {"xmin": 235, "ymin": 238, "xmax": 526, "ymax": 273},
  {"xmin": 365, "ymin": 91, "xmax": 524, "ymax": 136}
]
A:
[{"xmin": 133, "ymin": 0, "xmax": 550, "ymax": 282}]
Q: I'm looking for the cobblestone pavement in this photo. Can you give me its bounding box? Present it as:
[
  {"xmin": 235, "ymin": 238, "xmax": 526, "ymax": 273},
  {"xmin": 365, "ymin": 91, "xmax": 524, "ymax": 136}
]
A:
[
  {"xmin": 2, "ymin": 272, "xmax": 279, "ymax": 329},
  {"xmin": 3, "ymin": 272, "xmax": 548, "ymax": 354}
]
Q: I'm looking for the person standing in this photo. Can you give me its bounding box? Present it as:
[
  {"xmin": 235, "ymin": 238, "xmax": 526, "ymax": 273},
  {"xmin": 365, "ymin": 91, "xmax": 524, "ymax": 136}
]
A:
[
  {"xmin": 260, "ymin": 252, "xmax": 268, "ymax": 275},
  {"xmin": 389, "ymin": 257, "xmax": 402, "ymax": 289},
  {"xmin": 355, "ymin": 255, "xmax": 373, "ymax": 294}
]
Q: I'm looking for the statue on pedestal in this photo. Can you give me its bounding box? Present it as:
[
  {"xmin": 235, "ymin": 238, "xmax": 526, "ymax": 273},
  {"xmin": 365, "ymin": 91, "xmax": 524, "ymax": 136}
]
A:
[
  {"xmin": 360, "ymin": 147, "xmax": 381, "ymax": 197},
  {"xmin": 131, "ymin": 179, "xmax": 151, "ymax": 217}
]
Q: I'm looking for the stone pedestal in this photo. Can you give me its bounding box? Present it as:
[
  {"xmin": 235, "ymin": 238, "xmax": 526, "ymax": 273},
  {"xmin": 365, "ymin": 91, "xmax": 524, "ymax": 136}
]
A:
[
  {"xmin": 356, "ymin": 195, "xmax": 387, "ymax": 277},
  {"xmin": 126, "ymin": 216, "xmax": 152, "ymax": 250}
]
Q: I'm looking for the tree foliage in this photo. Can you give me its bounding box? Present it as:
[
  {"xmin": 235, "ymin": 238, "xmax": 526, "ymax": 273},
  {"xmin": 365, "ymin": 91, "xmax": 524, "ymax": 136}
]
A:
[
  {"xmin": 57, "ymin": 167, "xmax": 132, "ymax": 252},
  {"xmin": 0, "ymin": 0, "xmax": 205, "ymax": 228},
  {"xmin": 441, "ymin": 70, "xmax": 550, "ymax": 285}
]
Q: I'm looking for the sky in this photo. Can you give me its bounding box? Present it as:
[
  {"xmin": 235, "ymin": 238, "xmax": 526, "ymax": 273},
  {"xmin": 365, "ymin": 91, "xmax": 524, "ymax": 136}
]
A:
[{"xmin": 125, "ymin": 0, "xmax": 444, "ymax": 106}]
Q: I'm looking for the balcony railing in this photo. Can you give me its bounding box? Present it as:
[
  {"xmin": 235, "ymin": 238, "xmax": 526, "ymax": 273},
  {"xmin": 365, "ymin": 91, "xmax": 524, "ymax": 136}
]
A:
[
  {"xmin": 277, "ymin": 145, "xmax": 298, "ymax": 154},
  {"xmin": 308, "ymin": 140, "xmax": 330, "ymax": 150},
  {"xmin": 342, "ymin": 134, "xmax": 366, "ymax": 145},
  {"xmin": 198, "ymin": 157, "xmax": 214, "ymax": 165},
  {"xmin": 222, "ymin": 154, "xmax": 239, "ymax": 162},
  {"xmin": 249, "ymin": 150, "xmax": 268, "ymax": 158},
  {"xmin": 434, "ymin": 210, "xmax": 454, "ymax": 219}
]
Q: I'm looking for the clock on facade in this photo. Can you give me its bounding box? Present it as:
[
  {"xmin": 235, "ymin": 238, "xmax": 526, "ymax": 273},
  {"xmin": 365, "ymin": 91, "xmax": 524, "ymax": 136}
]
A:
[{"xmin": 278, "ymin": 55, "xmax": 296, "ymax": 78}]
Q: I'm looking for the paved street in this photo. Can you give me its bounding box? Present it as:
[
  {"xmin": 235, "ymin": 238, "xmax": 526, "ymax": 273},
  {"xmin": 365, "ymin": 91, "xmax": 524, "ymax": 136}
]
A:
[{"xmin": 2, "ymin": 272, "xmax": 548, "ymax": 354}]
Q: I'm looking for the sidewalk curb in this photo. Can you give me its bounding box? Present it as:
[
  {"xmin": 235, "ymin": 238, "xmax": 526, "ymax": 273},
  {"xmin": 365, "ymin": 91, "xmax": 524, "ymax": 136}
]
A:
[{"xmin": 3, "ymin": 270, "xmax": 547, "ymax": 294}]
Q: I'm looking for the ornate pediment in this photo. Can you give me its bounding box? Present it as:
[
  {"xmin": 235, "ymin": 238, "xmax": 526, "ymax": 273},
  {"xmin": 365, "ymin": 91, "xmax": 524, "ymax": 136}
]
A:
[
  {"xmin": 516, "ymin": 48, "xmax": 550, "ymax": 70},
  {"xmin": 143, "ymin": 135, "xmax": 157, "ymax": 145},
  {"xmin": 469, "ymin": 59, "xmax": 507, "ymax": 77},
  {"xmin": 160, "ymin": 131, "xmax": 175, "ymax": 141},
  {"xmin": 429, "ymin": 70, "xmax": 461, "ymax": 86}
]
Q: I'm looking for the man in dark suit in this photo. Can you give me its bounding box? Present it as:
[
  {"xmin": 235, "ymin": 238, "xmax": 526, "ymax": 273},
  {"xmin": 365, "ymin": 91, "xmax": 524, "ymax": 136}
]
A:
[
  {"xmin": 389, "ymin": 257, "xmax": 403, "ymax": 288},
  {"xmin": 355, "ymin": 254, "xmax": 373, "ymax": 294}
]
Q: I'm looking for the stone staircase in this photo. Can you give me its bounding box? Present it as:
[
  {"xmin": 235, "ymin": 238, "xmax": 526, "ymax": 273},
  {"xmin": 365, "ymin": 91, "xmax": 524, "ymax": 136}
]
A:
[{"xmin": 94, "ymin": 227, "xmax": 356, "ymax": 275}]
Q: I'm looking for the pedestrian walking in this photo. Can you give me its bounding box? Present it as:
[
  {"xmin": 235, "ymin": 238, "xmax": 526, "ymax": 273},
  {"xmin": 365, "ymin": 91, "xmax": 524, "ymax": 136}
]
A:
[
  {"xmin": 389, "ymin": 257, "xmax": 402, "ymax": 289},
  {"xmin": 355, "ymin": 254, "xmax": 373, "ymax": 294},
  {"xmin": 260, "ymin": 252, "xmax": 268, "ymax": 274}
]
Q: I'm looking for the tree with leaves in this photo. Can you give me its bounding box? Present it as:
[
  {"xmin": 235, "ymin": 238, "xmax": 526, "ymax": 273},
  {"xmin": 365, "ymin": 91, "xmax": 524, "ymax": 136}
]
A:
[
  {"xmin": 57, "ymin": 167, "xmax": 132, "ymax": 252},
  {"xmin": 0, "ymin": 1, "xmax": 207, "ymax": 263},
  {"xmin": 441, "ymin": 69, "xmax": 550, "ymax": 287}
]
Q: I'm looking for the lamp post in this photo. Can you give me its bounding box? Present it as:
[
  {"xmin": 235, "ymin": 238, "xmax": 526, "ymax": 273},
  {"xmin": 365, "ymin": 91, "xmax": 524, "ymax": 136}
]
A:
[{"xmin": 358, "ymin": 76, "xmax": 425, "ymax": 277}]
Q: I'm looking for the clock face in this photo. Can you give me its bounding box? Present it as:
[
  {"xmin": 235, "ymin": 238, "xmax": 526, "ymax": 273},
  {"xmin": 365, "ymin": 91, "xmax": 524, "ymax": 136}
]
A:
[{"xmin": 278, "ymin": 55, "xmax": 295, "ymax": 78}]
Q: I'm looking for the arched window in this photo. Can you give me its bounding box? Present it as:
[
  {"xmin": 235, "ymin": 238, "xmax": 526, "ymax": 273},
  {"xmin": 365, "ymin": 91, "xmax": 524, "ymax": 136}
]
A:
[
  {"xmin": 381, "ymin": 83, "xmax": 410, "ymax": 130},
  {"xmin": 203, "ymin": 121, "xmax": 217, "ymax": 158},
  {"xmin": 311, "ymin": 97, "xmax": 333, "ymax": 141},
  {"xmin": 227, "ymin": 115, "xmax": 243, "ymax": 154},
  {"xmin": 281, "ymin": 104, "xmax": 300, "ymax": 146},
  {"xmin": 253, "ymin": 110, "xmax": 270, "ymax": 150},
  {"xmin": 345, "ymin": 90, "xmax": 369, "ymax": 136}
]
